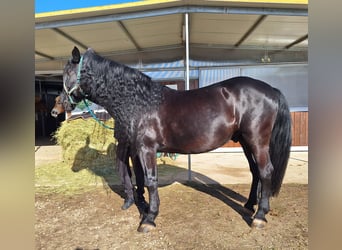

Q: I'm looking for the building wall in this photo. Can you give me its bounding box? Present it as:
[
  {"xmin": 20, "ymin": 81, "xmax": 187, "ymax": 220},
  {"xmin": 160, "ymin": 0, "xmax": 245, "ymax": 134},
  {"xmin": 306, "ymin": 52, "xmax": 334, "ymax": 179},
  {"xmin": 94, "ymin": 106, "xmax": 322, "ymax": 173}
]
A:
[{"xmin": 199, "ymin": 63, "xmax": 308, "ymax": 109}]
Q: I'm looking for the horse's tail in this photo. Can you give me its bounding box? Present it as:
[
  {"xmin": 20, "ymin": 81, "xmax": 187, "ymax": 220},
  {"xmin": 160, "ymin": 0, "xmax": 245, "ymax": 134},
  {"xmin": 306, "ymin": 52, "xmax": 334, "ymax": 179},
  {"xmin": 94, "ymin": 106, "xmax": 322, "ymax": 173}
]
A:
[{"xmin": 270, "ymin": 88, "xmax": 292, "ymax": 196}]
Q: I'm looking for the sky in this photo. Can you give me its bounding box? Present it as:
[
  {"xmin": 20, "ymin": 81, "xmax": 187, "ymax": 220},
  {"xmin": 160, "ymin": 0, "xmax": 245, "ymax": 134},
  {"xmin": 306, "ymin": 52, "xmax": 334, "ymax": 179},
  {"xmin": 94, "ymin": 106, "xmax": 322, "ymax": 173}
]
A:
[{"xmin": 35, "ymin": 0, "xmax": 141, "ymax": 13}]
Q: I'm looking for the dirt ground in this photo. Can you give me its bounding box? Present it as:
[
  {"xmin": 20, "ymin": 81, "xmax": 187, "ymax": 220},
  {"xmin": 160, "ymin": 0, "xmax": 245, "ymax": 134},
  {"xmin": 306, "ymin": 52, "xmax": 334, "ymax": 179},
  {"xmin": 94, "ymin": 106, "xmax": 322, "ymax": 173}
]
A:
[{"xmin": 35, "ymin": 146, "xmax": 308, "ymax": 249}]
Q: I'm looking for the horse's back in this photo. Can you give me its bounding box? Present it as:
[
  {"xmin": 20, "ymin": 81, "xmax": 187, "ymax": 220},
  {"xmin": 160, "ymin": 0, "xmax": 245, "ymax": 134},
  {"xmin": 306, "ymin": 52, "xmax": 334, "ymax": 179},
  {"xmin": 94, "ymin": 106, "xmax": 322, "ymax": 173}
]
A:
[
  {"xmin": 219, "ymin": 76, "xmax": 276, "ymax": 94},
  {"xmin": 219, "ymin": 76, "xmax": 280, "ymax": 109}
]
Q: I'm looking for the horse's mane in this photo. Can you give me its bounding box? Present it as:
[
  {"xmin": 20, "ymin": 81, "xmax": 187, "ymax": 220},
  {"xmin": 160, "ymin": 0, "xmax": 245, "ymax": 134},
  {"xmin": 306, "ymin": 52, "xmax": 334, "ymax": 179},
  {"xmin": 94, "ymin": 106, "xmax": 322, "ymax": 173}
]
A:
[{"xmin": 81, "ymin": 50, "xmax": 164, "ymax": 141}]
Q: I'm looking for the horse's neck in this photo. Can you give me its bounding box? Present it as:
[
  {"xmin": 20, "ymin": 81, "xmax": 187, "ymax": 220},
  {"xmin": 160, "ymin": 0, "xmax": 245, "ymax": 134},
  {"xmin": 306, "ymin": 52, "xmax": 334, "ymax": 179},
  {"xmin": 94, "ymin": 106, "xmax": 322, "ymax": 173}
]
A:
[
  {"xmin": 81, "ymin": 64, "xmax": 162, "ymax": 126},
  {"xmin": 82, "ymin": 82, "xmax": 120, "ymax": 121},
  {"xmin": 82, "ymin": 78, "xmax": 110, "ymax": 108}
]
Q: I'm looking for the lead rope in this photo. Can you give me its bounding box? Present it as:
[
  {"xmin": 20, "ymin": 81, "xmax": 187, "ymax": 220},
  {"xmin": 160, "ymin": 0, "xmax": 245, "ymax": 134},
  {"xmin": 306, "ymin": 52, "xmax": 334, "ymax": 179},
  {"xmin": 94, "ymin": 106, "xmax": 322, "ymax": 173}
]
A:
[{"xmin": 83, "ymin": 99, "xmax": 114, "ymax": 130}]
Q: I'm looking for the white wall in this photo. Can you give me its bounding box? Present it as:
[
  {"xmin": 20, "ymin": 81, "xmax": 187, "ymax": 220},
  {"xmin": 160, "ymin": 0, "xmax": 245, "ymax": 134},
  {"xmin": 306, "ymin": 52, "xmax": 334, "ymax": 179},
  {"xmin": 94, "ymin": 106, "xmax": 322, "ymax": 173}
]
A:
[{"xmin": 199, "ymin": 63, "xmax": 308, "ymax": 109}]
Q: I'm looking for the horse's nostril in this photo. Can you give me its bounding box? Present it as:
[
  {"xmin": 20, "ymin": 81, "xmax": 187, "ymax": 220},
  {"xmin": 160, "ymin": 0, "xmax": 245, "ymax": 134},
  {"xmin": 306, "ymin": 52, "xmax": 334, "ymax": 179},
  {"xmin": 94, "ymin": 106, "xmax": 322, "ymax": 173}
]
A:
[{"xmin": 51, "ymin": 110, "xmax": 57, "ymax": 117}]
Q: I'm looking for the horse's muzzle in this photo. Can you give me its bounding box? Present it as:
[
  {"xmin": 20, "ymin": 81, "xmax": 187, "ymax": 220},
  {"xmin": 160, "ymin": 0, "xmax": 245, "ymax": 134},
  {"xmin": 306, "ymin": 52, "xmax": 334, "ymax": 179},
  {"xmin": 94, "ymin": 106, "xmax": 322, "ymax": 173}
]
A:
[{"xmin": 51, "ymin": 109, "xmax": 58, "ymax": 118}]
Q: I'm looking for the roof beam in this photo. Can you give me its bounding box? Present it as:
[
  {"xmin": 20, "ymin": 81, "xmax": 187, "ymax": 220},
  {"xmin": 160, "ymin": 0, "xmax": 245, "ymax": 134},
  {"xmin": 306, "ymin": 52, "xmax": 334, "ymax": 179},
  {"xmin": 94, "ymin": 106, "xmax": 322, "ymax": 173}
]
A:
[
  {"xmin": 284, "ymin": 34, "xmax": 308, "ymax": 49},
  {"xmin": 235, "ymin": 15, "xmax": 267, "ymax": 47},
  {"xmin": 52, "ymin": 28, "xmax": 88, "ymax": 50},
  {"xmin": 117, "ymin": 21, "xmax": 141, "ymax": 51},
  {"xmin": 35, "ymin": 50, "xmax": 54, "ymax": 60},
  {"xmin": 35, "ymin": 44, "xmax": 185, "ymax": 63},
  {"xmin": 36, "ymin": 6, "xmax": 307, "ymax": 30},
  {"xmin": 268, "ymin": 34, "xmax": 308, "ymax": 57}
]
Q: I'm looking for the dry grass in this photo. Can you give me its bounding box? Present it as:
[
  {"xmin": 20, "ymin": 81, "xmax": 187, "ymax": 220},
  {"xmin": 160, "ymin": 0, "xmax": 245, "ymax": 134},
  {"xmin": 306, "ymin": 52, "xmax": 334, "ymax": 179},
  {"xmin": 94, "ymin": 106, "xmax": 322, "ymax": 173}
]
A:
[
  {"xmin": 35, "ymin": 162, "xmax": 102, "ymax": 195},
  {"xmin": 36, "ymin": 118, "xmax": 179, "ymax": 196},
  {"xmin": 35, "ymin": 118, "xmax": 118, "ymax": 195},
  {"xmin": 52, "ymin": 118, "xmax": 116, "ymax": 164}
]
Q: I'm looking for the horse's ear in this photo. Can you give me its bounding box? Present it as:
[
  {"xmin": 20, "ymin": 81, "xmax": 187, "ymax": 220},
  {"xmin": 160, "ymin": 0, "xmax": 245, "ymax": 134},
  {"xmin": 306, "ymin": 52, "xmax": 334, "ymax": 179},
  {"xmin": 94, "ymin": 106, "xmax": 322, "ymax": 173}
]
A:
[{"xmin": 71, "ymin": 46, "xmax": 80, "ymax": 64}]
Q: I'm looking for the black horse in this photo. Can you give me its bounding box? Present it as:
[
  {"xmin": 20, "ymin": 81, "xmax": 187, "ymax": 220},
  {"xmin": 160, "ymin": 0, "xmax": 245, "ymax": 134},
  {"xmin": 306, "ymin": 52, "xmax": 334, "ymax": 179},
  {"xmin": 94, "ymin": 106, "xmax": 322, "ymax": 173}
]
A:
[
  {"xmin": 52, "ymin": 91, "xmax": 148, "ymax": 212},
  {"xmin": 61, "ymin": 46, "xmax": 292, "ymax": 233}
]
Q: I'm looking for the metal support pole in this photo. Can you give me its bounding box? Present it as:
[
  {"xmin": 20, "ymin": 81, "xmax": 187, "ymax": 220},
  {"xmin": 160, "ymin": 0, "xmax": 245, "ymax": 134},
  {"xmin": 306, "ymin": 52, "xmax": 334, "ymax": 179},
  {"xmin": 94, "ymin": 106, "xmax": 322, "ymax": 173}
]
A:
[
  {"xmin": 185, "ymin": 13, "xmax": 192, "ymax": 181},
  {"xmin": 185, "ymin": 13, "xmax": 190, "ymax": 92}
]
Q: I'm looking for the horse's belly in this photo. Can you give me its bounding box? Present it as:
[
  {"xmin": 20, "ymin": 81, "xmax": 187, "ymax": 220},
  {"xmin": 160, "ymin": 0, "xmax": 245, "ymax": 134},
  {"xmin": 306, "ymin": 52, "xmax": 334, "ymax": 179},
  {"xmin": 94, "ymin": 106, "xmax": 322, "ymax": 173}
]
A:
[
  {"xmin": 157, "ymin": 93, "xmax": 237, "ymax": 154},
  {"xmin": 160, "ymin": 122, "xmax": 233, "ymax": 154}
]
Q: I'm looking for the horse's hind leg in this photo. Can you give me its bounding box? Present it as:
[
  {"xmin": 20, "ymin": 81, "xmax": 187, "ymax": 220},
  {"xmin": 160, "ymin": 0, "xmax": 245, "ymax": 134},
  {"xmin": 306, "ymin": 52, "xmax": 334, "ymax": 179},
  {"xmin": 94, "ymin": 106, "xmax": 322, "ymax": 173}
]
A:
[
  {"xmin": 239, "ymin": 138, "xmax": 259, "ymax": 214},
  {"xmin": 250, "ymin": 146, "xmax": 274, "ymax": 228}
]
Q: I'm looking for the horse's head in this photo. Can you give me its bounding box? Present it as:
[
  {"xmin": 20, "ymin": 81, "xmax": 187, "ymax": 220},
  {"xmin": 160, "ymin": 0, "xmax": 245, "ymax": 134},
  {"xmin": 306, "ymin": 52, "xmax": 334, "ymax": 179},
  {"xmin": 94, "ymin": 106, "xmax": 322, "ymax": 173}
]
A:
[
  {"xmin": 62, "ymin": 46, "xmax": 86, "ymax": 107},
  {"xmin": 50, "ymin": 92, "xmax": 73, "ymax": 118}
]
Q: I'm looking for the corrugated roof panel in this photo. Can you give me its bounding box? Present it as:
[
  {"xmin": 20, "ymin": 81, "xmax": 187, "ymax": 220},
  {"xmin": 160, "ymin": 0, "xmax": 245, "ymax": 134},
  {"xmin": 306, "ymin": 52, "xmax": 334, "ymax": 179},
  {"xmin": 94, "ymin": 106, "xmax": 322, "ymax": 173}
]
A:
[
  {"xmin": 35, "ymin": 29, "xmax": 76, "ymax": 57},
  {"xmin": 124, "ymin": 14, "xmax": 182, "ymax": 48},
  {"xmin": 143, "ymin": 70, "xmax": 198, "ymax": 81},
  {"xmin": 199, "ymin": 68, "xmax": 240, "ymax": 87},
  {"xmin": 139, "ymin": 60, "xmax": 184, "ymax": 69},
  {"xmin": 244, "ymin": 15, "xmax": 308, "ymax": 47},
  {"xmin": 191, "ymin": 13, "xmax": 259, "ymax": 45},
  {"xmin": 60, "ymin": 22, "xmax": 136, "ymax": 52},
  {"xmin": 35, "ymin": 4, "xmax": 308, "ymax": 72}
]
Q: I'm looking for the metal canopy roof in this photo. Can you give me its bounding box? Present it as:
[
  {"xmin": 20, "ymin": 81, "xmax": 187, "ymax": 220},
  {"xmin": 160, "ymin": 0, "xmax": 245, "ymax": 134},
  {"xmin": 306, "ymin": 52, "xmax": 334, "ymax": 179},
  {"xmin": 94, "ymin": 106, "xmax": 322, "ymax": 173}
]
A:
[{"xmin": 35, "ymin": 2, "xmax": 308, "ymax": 74}]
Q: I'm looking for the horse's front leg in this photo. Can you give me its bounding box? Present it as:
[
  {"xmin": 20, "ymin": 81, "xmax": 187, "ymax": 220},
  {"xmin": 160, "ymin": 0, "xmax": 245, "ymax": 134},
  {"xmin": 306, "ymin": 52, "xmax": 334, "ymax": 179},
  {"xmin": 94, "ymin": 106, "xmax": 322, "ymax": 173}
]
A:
[
  {"xmin": 137, "ymin": 146, "xmax": 160, "ymax": 233},
  {"xmin": 131, "ymin": 154, "xmax": 149, "ymax": 216},
  {"xmin": 115, "ymin": 142, "xmax": 135, "ymax": 210}
]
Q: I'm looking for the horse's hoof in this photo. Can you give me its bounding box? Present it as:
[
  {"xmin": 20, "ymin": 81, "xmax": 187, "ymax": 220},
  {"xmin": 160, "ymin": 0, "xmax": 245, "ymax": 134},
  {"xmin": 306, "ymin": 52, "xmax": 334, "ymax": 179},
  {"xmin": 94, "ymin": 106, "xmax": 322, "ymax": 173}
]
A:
[
  {"xmin": 251, "ymin": 218, "xmax": 267, "ymax": 229},
  {"xmin": 137, "ymin": 223, "xmax": 156, "ymax": 233},
  {"xmin": 121, "ymin": 198, "xmax": 134, "ymax": 210}
]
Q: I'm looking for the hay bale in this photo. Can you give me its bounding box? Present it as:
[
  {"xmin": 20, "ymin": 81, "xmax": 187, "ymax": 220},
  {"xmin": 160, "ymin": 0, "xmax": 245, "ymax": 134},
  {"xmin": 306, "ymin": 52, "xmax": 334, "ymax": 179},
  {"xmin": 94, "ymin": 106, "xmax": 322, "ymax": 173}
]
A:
[{"xmin": 53, "ymin": 118, "xmax": 116, "ymax": 164}]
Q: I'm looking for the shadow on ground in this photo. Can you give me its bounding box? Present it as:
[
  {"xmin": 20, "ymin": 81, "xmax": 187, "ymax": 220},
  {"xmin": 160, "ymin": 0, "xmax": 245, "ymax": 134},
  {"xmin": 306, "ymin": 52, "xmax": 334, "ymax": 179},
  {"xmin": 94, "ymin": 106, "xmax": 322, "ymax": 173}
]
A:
[{"xmin": 70, "ymin": 142, "xmax": 253, "ymax": 226}]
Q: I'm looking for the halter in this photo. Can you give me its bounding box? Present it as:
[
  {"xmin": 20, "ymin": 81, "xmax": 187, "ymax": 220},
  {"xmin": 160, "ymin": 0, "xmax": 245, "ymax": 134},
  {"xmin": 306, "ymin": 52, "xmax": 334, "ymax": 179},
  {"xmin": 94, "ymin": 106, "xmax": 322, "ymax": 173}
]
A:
[
  {"xmin": 63, "ymin": 55, "xmax": 86, "ymax": 104},
  {"xmin": 63, "ymin": 55, "xmax": 114, "ymax": 130}
]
